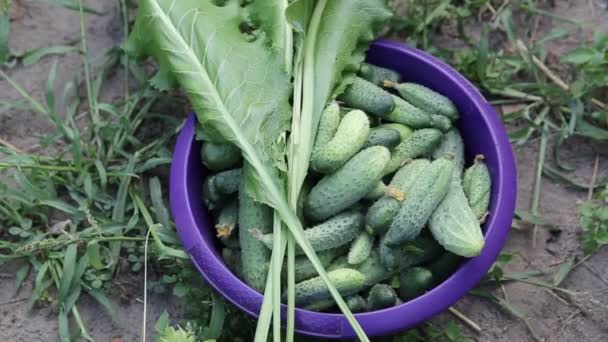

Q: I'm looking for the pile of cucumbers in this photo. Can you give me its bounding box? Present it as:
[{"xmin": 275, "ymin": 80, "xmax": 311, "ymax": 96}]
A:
[{"xmin": 201, "ymin": 63, "xmax": 492, "ymax": 312}]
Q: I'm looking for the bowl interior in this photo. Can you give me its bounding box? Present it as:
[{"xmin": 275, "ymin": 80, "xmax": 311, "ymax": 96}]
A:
[{"xmin": 170, "ymin": 40, "xmax": 517, "ymax": 339}]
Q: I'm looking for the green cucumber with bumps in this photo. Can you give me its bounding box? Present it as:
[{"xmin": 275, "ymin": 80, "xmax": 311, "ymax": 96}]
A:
[
  {"xmin": 364, "ymin": 181, "xmax": 386, "ymax": 201},
  {"xmin": 303, "ymin": 293, "xmax": 369, "ymax": 313},
  {"xmin": 399, "ymin": 267, "xmax": 433, "ymax": 301},
  {"xmin": 222, "ymin": 248, "xmax": 243, "ymax": 278},
  {"xmin": 290, "ymin": 247, "xmax": 346, "ymax": 282},
  {"xmin": 387, "ymin": 81, "xmax": 459, "ymax": 120},
  {"xmin": 432, "ymin": 129, "xmax": 465, "ymax": 179},
  {"xmin": 375, "ymin": 123, "xmax": 412, "ymax": 141},
  {"xmin": 378, "ymin": 236, "xmax": 443, "ymax": 271},
  {"xmin": 313, "ymin": 103, "xmax": 341, "ymax": 156},
  {"xmin": 368, "ymin": 284, "xmax": 398, "ymax": 310},
  {"xmin": 293, "ymin": 268, "xmax": 367, "ymax": 307},
  {"xmin": 384, "ymin": 157, "xmax": 455, "ymax": 245},
  {"xmin": 429, "ymin": 183, "xmax": 485, "ymax": 257},
  {"xmin": 359, "ymin": 63, "xmax": 401, "ymax": 86},
  {"xmin": 311, "ymin": 109, "xmax": 371, "ymax": 173},
  {"xmin": 366, "ymin": 159, "xmax": 431, "ymax": 236},
  {"xmin": 427, "ymin": 252, "xmax": 463, "ymax": 285},
  {"xmin": 338, "ymin": 77, "xmax": 395, "ymax": 117},
  {"xmin": 346, "ymin": 295, "xmax": 369, "ymax": 313},
  {"xmin": 200, "ymin": 142, "xmax": 241, "ymax": 171},
  {"xmin": 305, "ymin": 146, "xmax": 391, "ymax": 221},
  {"xmin": 383, "ymin": 129, "xmax": 442, "ymax": 175},
  {"xmin": 238, "ymin": 181, "xmax": 273, "ymax": 291},
  {"xmin": 430, "ymin": 115, "xmax": 452, "ymax": 132},
  {"xmin": 463, "ymin": 154, "xmax": 492, "ymax": 221},
  {"xmin": 215, "ymin": 199, "xmax": 239, "ymax": 249},
  {"xmin": 383, "ymin": 96, "xmax": 451, "ymax": 131},
  {"xmin": 203, "ymin": 168, "xmax": 242, "ymax": 209},
  {"xmin": 429, "ymin": 130, "xmax": 485, "ymax": 257},
  {"xmin": 259, "ymin": 211, "xmax": 364, "ymax": 255},
  {"xmin": 347, "ymin": 231, "xmax": 374, "ymax": 265},
  {"xmin": 362, "ymin": 127, "xmax": 401, "ymax": 150}
]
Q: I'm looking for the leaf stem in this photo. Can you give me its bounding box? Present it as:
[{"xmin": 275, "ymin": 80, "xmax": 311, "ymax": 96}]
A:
[
  {"xmin": 531, "ymin": 120, "xmax": 548, "ymax": 248},
  {"xmin": 448, "ymin": 307, "xmax": 481, "ymax": 333}
]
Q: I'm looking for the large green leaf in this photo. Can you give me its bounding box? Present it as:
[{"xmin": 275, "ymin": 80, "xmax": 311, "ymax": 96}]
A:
[
  {"xmin": 129, "ymin": 1, "xmax": 369, "ymax": 339},
  {"xmin": 287, "ymin": 0, "xmax": 391, "ymax": 194},
  {"xmin": 129, "ymin": 0, "xmax": 291, "ymax": 204},
  {"xmin": 249, "ymin": 0, "xmax": 292, "ymax": 71}
]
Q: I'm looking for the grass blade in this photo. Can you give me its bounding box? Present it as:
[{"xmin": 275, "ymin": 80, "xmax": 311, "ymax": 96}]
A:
[
  {"xmin": 22, "ymin": 45, "xmax": 80, "ymax": 65},
  {"xmin": 58, "ymin": 308, "xmax": 70, "ymax": 342},
  {"xmin": 46, "ymin": 0, "xmax": 103, "ymax": 15},
  {"xmin": 206, "ymin": 291, "xmax": 226, "ymax": 340},
  {"xmin": 149, "ymin": 177, "xmax": 171, "ymax": 231},
  {"xmin": 553, "ymin": 256, "xmax": 575, "ymax": 287},
  {"xmin": 58, "ymin": 244, "xmax": 77, "ymax": 303},
  {"xmin": 85, "ymin": 288, "xmax": 121, "ymax": 327}
]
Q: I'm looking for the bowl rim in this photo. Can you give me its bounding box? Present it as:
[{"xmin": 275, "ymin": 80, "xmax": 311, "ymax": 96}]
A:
[{"xmin": 169, "ymin": 39, "xmax": 517, "ymax": 339}]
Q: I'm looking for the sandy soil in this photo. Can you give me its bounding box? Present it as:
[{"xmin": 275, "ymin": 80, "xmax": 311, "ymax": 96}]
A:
[{"xmin": 1, "ymin": 1, "xmax": 607, "ymax": 341}]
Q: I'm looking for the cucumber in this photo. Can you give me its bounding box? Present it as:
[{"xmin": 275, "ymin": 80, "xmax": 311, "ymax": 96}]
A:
[
  {"xmin": 384, "ymin": 129, "xmax": 442, "ymax": 175},
  {"xmin": 399, "ymin": 267, "xmax": 433, "ymax": 301},
  {"xmin": 368, "ymin": 284, "xmax": 397, "ymax": 310},
  {"xmin": 347, "ymin": 231, "xmax": 374, "ymax": 265},
  {"xmin": 387, "ymin": 82, "xmax": 459, "ymax": 120},
  {"xmin": 429, "ymin": 184, "xmax": 485, "ymax": 257},
  {"xmin": 463, "ymin": 154, "xmax": 492, "ymax": 221},
  {"xmin": 238, "ymin": 180, "xmax": 273, "ymax": 291},
  {"xmin": 432, "ymin": 129, "xmax": 465, "ymax": 180},
  {"xmin": 311, "ymin": 109, "xmax": 371, "ymax": 173},
  {"xmin": 296, "ymin": 179, "xmax": 314, "ymax": 222},
  {"xmin": 364, "ymin": 181, "xmax": 386, "ymax": 201},
  {"xmin": 305, "ymin": 146, "xmax": 391, "ymax": 221},
  {"xmin": 362, "ymin": 127, "xmax": 401, "ymax": 150},
  {"xmin": 429, "ymin": 130, "xmax": 485, "ymax": 257},
  {"xmin": 346, "ymin": 295, "xmax": 369, "ymax": 313},
  {"xmin": 384, "ymin": 157, "xmax": 454, "ymax": 245},
  {"xmin": 355, "ymin": 251, "xmax": 389, "ymax": 286},
  {"xmin": 430, "ymin": 114, "xmax": 452, "ymax": 132},
  {"xmin": 290, "ymin": 247, "xmax": 346, "ymax": 282},
  {"xmin": 215, "ymin": 199, "xmax": 239, "ymax": 249},
  {"xmin": 260, "ymin": 211, "xmax": 364, "ymax": 254},
  {"xmin": 383, "ymin": 95, "xmax": 439, "ymax": 129},
  {"xmin": 366, "ymin": 159, "xmax": 431, "ymax": 236},
  {"xmin": 359, "ymin": 63, "xmax": 401, "ymax": 86},
  {"xmin": 200, "ymin": 142, "xmax": 241, "ymax": 171},
  {"xmin": 338, "ymin": 77, "xmax": 395, "ymax": 117},
  {"xmin": 203, "ymin": 168, "xmax": 243, "ymax": 209},
  {"xmin": 304, "ymin": 299, "xmax": 336, "ymax": 312},
  {"xmin": 222, "ymin": 248, "xmax": 243, "ymax": 278},
  {"xmin": 328, "ymin": 255, "xmax": 349, "ymax": 272},
  {"xmin": 313, "ymin": 103, "xmax": 341, "ymax": 154},
  {"xmin": 293, "ymin": 269, "xmax": 367, "ymax": 307},
  {"xmin": 375, "ymin": 123, "xmax": 412, "ymax": 141},
  {"xmin": 378, "ymin": 236, "xmax": 443, "ymax": 271},
  {"xmin": 427, "ymin": 252, "xmax": 463, "ymax": 285},
  {"xmin": 304, "ymin": 293, "xmax": 369, "ymax": 313}
]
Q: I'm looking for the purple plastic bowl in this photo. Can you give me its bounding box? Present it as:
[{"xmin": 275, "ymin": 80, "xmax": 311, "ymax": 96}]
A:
[{"xmin": 170, "ymin": 39, "xmax": 517, "ymax": 339}]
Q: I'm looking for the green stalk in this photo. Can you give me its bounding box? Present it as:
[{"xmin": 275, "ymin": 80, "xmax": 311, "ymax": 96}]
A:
[
  {"xmin": 272, "ymin": 211, "xmax": 284, "ymax": 342},
  {"xmin": 255, "ymin": 238, "xmax": 287, "ymax": 342},
  {"xmin": 77, "ymin": 0, "xmax": 100, "ymax": 146},
  {"xmin": 531, "ymin": 119, "xmax": 548, "ymax": 247}
]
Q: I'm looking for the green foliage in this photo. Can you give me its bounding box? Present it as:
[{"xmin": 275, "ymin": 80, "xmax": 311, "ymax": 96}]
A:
[
  {"xmin": 579, "ymin": 186, "xmax": 608, "ymax": 255},
  {"xmin": 393, "ymin": 320, "xmax": 474, "ymax": 342}
]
